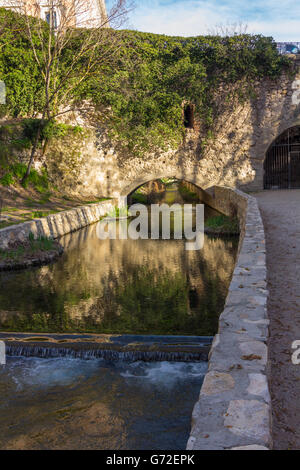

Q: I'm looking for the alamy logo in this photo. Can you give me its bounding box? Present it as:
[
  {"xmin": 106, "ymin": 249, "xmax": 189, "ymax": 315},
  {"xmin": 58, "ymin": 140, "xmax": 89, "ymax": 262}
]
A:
[
  {"xmin": 0, "ymin": 80, "xmax": 6, "ymax": 105},
  {"xmin": 97, "ymin": 203, "xmax": 205, "ymax": 251},
  {"xmin": 0, "ymin": 341, "xmax": 5, "ymax": 365}
]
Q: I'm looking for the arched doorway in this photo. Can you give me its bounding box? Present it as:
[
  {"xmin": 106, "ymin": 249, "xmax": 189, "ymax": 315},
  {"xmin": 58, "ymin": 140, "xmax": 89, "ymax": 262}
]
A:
[{"xmin": 264, "ymin": 126, "xmax": 300, "ymax": 189}]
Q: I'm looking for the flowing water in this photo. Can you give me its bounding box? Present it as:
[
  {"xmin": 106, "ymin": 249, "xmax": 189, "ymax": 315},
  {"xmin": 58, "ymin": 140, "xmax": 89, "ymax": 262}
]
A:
[{"xmin": 0, "ymin": 357, "xmax": 207, "ymax": 450}]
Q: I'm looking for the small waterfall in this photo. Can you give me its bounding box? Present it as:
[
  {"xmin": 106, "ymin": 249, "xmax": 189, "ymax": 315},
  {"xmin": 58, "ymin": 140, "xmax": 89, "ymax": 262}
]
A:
[{"xmin": 6, "ymin": 345, "xmax": 209, "ymax": 362}]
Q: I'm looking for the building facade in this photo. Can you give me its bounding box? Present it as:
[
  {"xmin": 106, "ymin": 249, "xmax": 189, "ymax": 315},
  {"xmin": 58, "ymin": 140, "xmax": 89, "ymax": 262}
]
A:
[{"xmin": 0, "ymin": 0, "xmax": 109, "ymax": 29}]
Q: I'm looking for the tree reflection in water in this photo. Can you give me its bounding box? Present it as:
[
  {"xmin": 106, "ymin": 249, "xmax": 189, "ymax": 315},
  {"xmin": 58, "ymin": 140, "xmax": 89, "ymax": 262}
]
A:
[{"xmin": 0, "ymin": 221, "xmax": 238, "ymax": 336}]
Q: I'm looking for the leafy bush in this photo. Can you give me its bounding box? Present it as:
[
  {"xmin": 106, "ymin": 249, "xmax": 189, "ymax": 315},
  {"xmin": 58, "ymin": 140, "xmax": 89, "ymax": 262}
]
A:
[
  {"xmin": 0, "ymin": 234, "xmax": 56, "ymax": 263},
  {"xmin": 107, "ymin": 206, "xmax": 130, "ymax": 218},
  {"xmin": 79, "ymin": 31, "xmax": 290, "ymax": 154},
  {"xmin": 0, "ymin": 8, "xmax": 46, "ymax": 117},
  {"xmin": 0, "ymin": 172, "xmax": 14, "ymax": 186},
  {"xmin": 178, "ymin": 184, "xmax": 199, "ymax": 202},
  {"xmin": 0, "ymin": 8, "xmax": 291, "ymax": 157},
  {"xmin": 32, "ymin": 210, "xmax": 57, "ymax": 218},
  {"xmin": 29, "ymin": 233, "xmax": 54, "ymax": 251},
  {"xmin": 0, "ymin": 162, "xmax": 49, "ymax": 191},
  {"xmin": 206, "ymin": 215, "xmax": 240, "ymax": 233},
  {"xmin": 131, "ymin": 192, "xmax": 148, "ymax": 205}
]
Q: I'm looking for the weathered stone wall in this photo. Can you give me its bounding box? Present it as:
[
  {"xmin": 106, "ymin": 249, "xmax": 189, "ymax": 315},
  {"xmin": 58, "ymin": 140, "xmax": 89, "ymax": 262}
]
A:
[
  {"xmin": 0, "ymin": 199, "xmax": 115, "ymax": 249},
  {"xmin": 2, "ymin": 59, "xmax": 300, "ymax": 198},
  {"xmin": 187, "ymin": 187, "xmax": 270, "ymax": 450},
  {"xmin": 48, "ymin": 57, "xmax": 300, "ymax": 198}
]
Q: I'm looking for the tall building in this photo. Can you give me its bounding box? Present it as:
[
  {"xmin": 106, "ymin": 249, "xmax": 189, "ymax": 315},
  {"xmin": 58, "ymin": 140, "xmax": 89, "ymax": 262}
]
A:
[{"xmin": 0, "ymin": 0, "xmax": 109, "ymax": 29}]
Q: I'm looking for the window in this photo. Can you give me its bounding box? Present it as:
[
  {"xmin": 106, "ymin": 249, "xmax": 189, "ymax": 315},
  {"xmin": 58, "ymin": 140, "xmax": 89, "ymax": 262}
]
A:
[{"xmin": 45, "ymin": 10, "xmax": 57, "ymax": 29}]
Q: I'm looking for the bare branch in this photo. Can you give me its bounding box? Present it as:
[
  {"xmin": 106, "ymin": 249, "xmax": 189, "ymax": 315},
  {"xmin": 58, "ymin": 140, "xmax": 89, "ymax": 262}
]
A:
[
  {"xmin": 1, "ymin": 0, "xmax": 132, "ymax": 181},
  {"xmin": 207, "ymin": 21, "xmax": 249, "ymax": 37}
]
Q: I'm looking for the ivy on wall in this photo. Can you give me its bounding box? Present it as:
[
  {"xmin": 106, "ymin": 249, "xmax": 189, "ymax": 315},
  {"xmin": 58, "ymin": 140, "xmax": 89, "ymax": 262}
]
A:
[
  {"xmin": 0, "ymin": 8, "xmax": 291, "ymax": 157},
  {"xmin": 0, "ymin": 119, "xmax": 85, "ymax": 189},
  {"xmin": 81, "ymin": 31, "xmax": 291, "ymax": 154}
]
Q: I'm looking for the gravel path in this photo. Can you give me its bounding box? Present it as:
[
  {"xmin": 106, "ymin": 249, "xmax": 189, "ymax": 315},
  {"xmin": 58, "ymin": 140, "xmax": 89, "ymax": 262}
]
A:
[{"xmin": 256, "ymin": 190, "xmax": 300, "ymax": 450}]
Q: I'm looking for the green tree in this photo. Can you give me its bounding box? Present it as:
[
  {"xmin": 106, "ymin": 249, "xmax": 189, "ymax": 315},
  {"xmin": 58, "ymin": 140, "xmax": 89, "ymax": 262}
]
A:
[{"xmin": 1, "ymin": 0, "xmax": 130, "ymax": 183}]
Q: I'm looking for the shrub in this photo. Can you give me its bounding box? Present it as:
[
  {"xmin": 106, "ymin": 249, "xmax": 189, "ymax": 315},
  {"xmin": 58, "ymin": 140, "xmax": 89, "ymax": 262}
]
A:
[
  {"xmin": 206, "ymin": 215, "xmax": 240, "ymax": 233},
  {"xmin": 0, "ymin": 162, "xmax": 50, "ymax": 192},
  {"xmin": 107, "ymin": 206, "xmax": 130, "ymax": 218},
  {"xmin": 0, "ymin": 7, "xmax": 291, "ymax": 157},
  {"xmin": 0, "ymin": 172, "xmax": 14, "ymax": 186},
  {"xmin": 131, "ymin": 192, "xmax": 148, "ymax": 205},
  {"xmin": 28, "ymin": 233, "xmax": 55, "ymax": 251},
  {"xmin": 178, "ymin": 184, "xmax": 199, "ymax": 202}
]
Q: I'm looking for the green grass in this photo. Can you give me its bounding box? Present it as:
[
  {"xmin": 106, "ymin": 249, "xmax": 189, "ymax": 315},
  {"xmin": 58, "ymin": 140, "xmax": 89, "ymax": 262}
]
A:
[
  {"xmin": 37, "ymin": 192, "xmax": 52, "ymax": 203},
  {"xmin": 28, "ymin": 233, "xmax": 55, "ymax": 252},
  {"xmin": 0, "ymin": 173, "xmax": 14, "ymax": 186},
  {"xmin": 0, "ymin": 233, "xmax": 57, "ymax": 263},
  {"xmin": 0, "ymin": 163, "xmax": 50, "ymax": 193},
  {"xmin": 0, "ymin": 219, "xmax": 27, "ymax": 229},
  {"xmin": 205, "ymin": 215, "xmax": 240, "ymax": 233},
  {"xmin": 31, "ymin": 210, "xmax": 58, "ymax": 219},
  {"xmin": 131, "ymin": 192, "xmax": 148, "ymax": 205},
  {"xmin": 0, "ymin": 246, "xmax": 25, "ymax": 260},
  {"xmin": 1, "ymin": 207, "xmax": 19, "ymax": 213},
  {"xmin": 0, "ymin": 209, "xmax": 58, "ymax": 230},
  {"xmin": 178, "ymin": 184, "xmax": 199, "ymax": 203},
  {"xmin": 0, "ymin": 220, "xmax": 15, "ymax": 229},
  {"xmin": 24, "ymin": 196, "xmax": 53, "ymax": 207},
  {"xmin": 107, "ymin": 206, "xmax": 130, "ymax": 218}
]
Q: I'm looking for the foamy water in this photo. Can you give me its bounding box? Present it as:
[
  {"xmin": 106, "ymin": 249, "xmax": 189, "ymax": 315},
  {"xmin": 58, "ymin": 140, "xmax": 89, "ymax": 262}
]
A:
[{"xmin": 0, "ymin": 357, "xmax": 207, "ymax": 450}]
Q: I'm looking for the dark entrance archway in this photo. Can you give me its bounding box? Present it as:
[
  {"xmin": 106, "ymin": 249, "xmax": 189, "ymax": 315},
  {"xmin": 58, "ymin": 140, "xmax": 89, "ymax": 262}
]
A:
[
  {"xmin": 264, "ymin": 126, "xmax": 300, "ymax": 189},
  {"xmin": 184, "ymin": 104, "xmax": 195, "ymax": 129}
]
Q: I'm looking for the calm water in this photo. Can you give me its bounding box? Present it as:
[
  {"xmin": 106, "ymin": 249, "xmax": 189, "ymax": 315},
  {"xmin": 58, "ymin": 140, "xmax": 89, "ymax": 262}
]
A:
[
  {"xmin": 0, "ymin": 216, "xmax": 238, "ymax": 336},
  {"xmin": 0, "ymin": 357, "xmax": 207, "ymax": 450}
]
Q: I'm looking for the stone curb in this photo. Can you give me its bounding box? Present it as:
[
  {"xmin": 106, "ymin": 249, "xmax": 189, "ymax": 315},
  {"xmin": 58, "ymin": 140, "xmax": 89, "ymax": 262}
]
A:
[
  {"xmin": 187, "ymin": 187, "xmax": 270, "ymax": 451},
  {"xmin": 0, "ymin": 200, "xmax": 116, "ymax": 249}
]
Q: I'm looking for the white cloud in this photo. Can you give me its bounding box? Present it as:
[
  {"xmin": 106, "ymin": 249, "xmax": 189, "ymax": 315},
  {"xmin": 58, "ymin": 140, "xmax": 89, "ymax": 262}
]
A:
[{"xmin": 124, "ymin": 0, "xmax": 300, "ymax": 41}]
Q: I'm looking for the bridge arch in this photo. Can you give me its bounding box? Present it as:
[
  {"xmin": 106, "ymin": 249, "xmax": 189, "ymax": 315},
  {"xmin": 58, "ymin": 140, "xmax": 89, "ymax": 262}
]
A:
[
  {"xmin": 264, "ymin": 125, "xmax": 300, "ymax": 189},
  {"xmin": 119, "ymin": 171, "xmax": 217, "ymax": 199}
]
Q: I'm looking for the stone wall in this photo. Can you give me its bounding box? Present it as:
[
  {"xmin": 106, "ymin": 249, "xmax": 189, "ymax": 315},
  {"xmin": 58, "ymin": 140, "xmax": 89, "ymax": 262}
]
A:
[
  {"xmin": 45, "ymin": 57, "xmax": 300, "ymax": 199},
  {"xmin": 0, "ymin": 199, "xmax": 115, "ymax": 249},
  {"xmin": 2, "ymin": 59, "xmax": 300, "ymax": 199},
  {"xmin": 187, "ymin": 187, "xmax": 270, "ymax": 450}
]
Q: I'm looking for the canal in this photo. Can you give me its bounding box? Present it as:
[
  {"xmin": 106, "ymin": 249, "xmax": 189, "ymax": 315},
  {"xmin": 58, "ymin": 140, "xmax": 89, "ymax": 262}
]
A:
[
  {"xmin": 0, "ymin": 200, "xmax": 239, "ymax": 449},
  {"xmin": 0, "ymin": 216, "xmax": 238, "ymax": 336}
]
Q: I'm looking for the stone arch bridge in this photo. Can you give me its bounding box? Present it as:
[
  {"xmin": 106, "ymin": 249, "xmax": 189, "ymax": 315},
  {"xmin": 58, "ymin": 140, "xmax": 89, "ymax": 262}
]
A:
[{"xmin": 72, "ymin": 58, "xmax": 300, "ymax": 199}]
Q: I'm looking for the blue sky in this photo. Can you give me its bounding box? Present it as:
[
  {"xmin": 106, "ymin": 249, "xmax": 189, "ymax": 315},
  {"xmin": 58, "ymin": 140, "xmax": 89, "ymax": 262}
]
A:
[{"xmin": 112, "ymin": 0, "xmax": 300, "ymax": 41}]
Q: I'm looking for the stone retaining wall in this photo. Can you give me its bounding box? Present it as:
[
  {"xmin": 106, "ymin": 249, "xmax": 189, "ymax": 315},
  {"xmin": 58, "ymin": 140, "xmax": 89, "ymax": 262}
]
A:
[
  {"xmin": 0, "ymin": 200, "xmax": 115, "ymax": 249},
  {"xmin": 187, "ymin": 187, "xmax": 270, "ymax": 451},
  {"xmin": 47, "ymin": 58, "xmax": 300, "ymax": 197}
]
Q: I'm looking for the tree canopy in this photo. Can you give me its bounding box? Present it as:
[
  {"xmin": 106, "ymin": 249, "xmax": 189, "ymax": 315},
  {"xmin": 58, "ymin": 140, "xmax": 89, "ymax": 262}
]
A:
[{"xmin": 0, "ymin": 7, "xmax": 291, "ymax": 156}]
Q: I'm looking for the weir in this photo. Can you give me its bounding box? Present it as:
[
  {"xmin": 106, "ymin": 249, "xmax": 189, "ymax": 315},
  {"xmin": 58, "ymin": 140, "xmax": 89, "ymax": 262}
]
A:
[{"xmin": 1, "ymin": 333, "xmax": 213, "ymax": 362}]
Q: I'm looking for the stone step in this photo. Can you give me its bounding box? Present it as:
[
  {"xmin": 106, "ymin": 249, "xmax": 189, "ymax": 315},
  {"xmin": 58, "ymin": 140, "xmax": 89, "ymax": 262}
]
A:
[{"xmin": 0, "ymin": 332, "xmax": 213, "ymax": 362}]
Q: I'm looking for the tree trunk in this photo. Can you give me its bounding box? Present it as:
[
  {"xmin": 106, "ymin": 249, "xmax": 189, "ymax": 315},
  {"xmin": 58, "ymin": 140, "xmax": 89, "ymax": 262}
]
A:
[{"xmin": 21, "ymin": 121, "xmax": 42, "ymax": 185}]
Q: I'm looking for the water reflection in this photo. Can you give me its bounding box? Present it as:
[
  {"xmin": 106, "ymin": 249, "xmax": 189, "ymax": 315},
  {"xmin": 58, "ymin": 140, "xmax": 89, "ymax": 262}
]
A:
[{"xmin": 0, "ymin": 220, "xmax": 238, "ymax": 336}]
